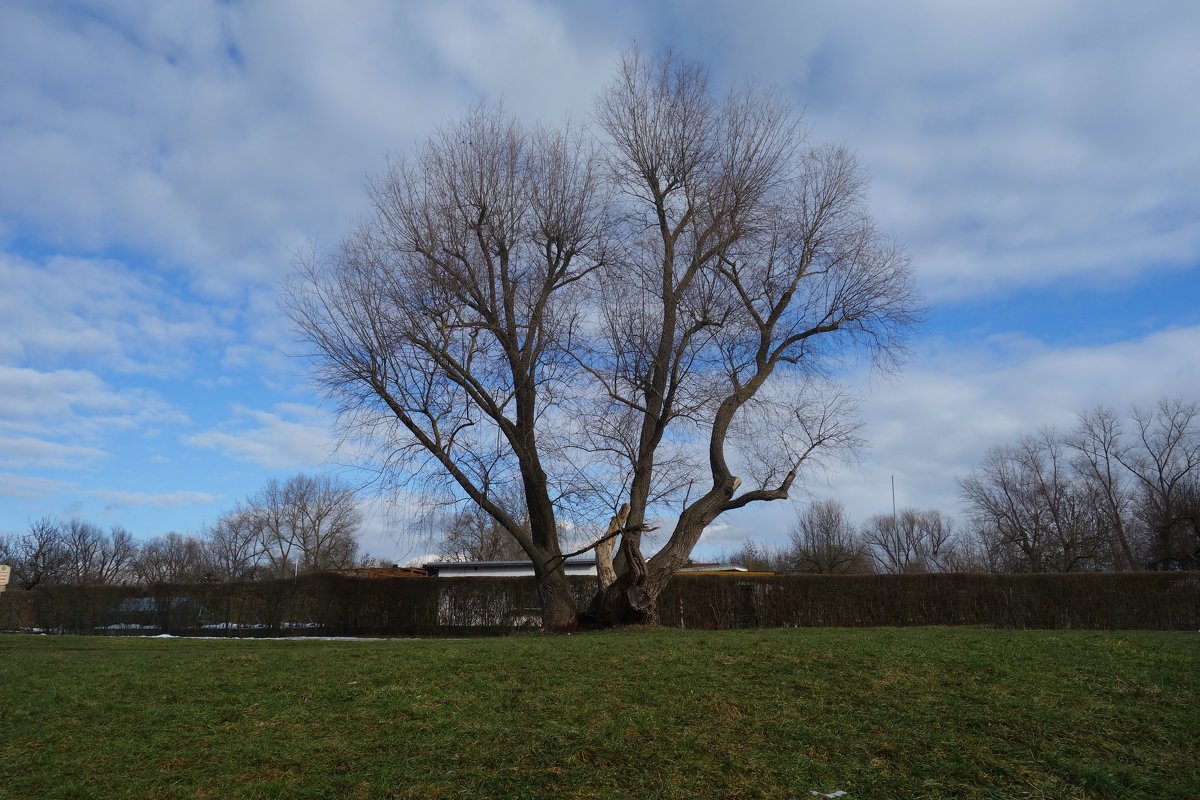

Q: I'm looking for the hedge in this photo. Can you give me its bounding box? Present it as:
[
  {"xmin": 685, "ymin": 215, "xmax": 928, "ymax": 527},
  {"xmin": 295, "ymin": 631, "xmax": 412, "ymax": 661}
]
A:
[
  {"xmin": 657, "ymin": 572, "xmax": 1200, "ymax": 630},
  {"xmin": 1, "ymin": 571, "xmax": 1196, "ymax": 635}
]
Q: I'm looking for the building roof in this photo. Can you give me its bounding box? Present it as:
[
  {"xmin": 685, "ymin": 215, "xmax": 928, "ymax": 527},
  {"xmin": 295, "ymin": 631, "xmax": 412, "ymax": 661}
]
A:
[
  {"xmin": 675, "ymin": 563, "xmax": 750, "ymax": 573},
  {"xmin": 327, "ymin": 566, "xmax": 428, "ymax": 579},
  {"xmin": 423, "ymin": 559, "xmax": 597, "ymax": 577}
]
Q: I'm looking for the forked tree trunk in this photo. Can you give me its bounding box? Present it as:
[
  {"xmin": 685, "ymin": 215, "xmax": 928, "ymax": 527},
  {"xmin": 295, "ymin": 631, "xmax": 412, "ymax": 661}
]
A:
[
  {"xmin": 589, "ymin": 491, "xmax": 735, "ymax": 627},
  {"xmin": 590, "ymin": 571, "xmax": 658, "ymax": 626}
]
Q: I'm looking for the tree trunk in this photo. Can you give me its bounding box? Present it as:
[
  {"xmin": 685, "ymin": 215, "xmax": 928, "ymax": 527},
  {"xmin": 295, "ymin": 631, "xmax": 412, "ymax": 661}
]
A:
[
  {"xmin": 536, "ymin": 565, "xmax": 579, "ymax": 632},
  {"xmin": 588, "ymin": 569, "xmax": 658, "ymax": 626}
]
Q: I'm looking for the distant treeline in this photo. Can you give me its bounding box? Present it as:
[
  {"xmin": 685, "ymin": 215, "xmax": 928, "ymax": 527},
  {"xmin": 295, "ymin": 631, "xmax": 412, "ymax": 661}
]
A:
[
  {"xmin": 722, "ymin": 398, "xmax": 1200, "ymax": 575},
  {"xmin": 0, "ymin": 473, "xmax": 366, "ymax": 590}
]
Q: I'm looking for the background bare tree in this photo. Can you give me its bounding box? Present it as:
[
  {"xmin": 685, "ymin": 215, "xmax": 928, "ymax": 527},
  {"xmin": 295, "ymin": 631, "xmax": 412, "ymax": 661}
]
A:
[
  {"xmin": 0, "ymin": 517, "xmax": 138, "ymax": 588},
  {"xmin": 962, "ymin": 399, "xmax": 1200, "ymax": 572},
  {"xmin": 133, "ymin": 532, "xmax": 211, "ymax": 584},
  {"xmin": 246, "ymin": 474, "xmax": 362, "ymax": 576},
  {"xmin": 433, "ymin": 503, "xmax": 529, "ymax": 562},
  {"xmin": 961, "ymin": 429, "xmax": 1118, "ymax": 572},
  {"xmin": 1118, "ymin": 399, "xmax": 1200, "ymax": 570},
  {"xmin": 100, "ymin": 526, "xmax": 139, "ymax": 584},
  {"xmin": 60, "ymin": 519, "xmax": 139, "ymax": 586},
  {"xmin": 206, "ymin": 505, "xmax": 267, "ymax": 582},
  {"xmin": 0, "ymin": 518, "xmax": 70, "ymax": 589},
  {"xmin": 715, "ymin": 539, "xmax": 779, "ymax": 571},
  {"xmin": 288, "ymin": 49, "xmax": 917, "ymax": 628},
  {"xmin": 861, "ymin": 508, "xmax": 960, "ymax": 574},
  {"xmin": 1068, "ymin": 406, "xmax": 1140, "ymax": 570},
  {"xmin": 785, "ymin": 499, "xmax": 869, "ymax": 573}
]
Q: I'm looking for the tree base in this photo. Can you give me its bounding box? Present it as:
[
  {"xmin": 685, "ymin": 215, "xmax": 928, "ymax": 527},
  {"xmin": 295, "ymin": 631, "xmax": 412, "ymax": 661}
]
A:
[{"xmin": 585, "ymin": 574, "xmax": 659, "ymax": 627}]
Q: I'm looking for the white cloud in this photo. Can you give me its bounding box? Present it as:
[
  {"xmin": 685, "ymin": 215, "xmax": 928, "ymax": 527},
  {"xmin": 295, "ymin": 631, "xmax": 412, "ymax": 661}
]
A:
[
  {"xmin": 0, "ymin": 436, "xmax": 109, "ymax": 470},
  {"xmin": 0, "ymin": 366, "xmax": 186, "ymax": 473},
  {"xmin": 4, "ymin": 2, "xmax": 1196, "ymax": 302},
  {"xmin": 822, "ymin": 325, "xmax": 1200, "ymax": 524},
  {"xmin": 0, "ymin": 253, "xmax": 228, "ymax": 376},
  {"xmin": 0, "ymin": 472, "xmax": 75, "ymax": 499},
  {"xmin": 655, "ymin": 1, "xmax": 1200, "ymax": 301},
  {"xmin": 699, "ymin": 521, "xmax": 742, "ymax": 550},
  {"xmin": 352, "ymin": 494, "xmax": 432, "ymax": 566},
  {"xmin": 410, "ymin": 0, "xmax": 620, "ymax": 122},
  {"xmin": 88, "ymin": 489, "xmax": 218, "ymax": 508},
  {"xmin": 0, "ymin": 1, "xmax": 618, "ymax": 295},
  {"xmin": 0, "ymin": 366, "xmax": 185, "ymax": 437},
  {"xmin": 182, "ymin": 402, "xmax": 337, "ymax": 469}
]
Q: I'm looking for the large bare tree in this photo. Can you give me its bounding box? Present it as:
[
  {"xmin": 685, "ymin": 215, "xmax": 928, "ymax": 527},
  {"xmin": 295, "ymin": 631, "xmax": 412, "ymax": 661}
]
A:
[{"xmin": 288, "ymin": 49, "xmax": 918, "ymax": 629}]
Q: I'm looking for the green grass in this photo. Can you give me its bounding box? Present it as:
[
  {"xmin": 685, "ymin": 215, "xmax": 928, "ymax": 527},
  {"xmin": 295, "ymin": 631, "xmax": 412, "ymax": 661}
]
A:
[{"xmin": 0, "ymin": 628, "xmax": 1196, "ymax": 799}]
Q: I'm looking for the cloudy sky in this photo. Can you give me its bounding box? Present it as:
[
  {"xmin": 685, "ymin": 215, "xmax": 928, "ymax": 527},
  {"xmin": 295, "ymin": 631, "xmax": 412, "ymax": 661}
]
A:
[{"xmin": 2, "ymin": 0, "xmax": 1198, "ymax": 562}]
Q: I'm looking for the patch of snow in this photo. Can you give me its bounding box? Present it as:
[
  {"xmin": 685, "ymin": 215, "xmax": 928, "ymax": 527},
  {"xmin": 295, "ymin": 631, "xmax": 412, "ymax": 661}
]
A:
[{"xmin": 135, "ymin": 634, "xmax": 431, "ymax": 641}]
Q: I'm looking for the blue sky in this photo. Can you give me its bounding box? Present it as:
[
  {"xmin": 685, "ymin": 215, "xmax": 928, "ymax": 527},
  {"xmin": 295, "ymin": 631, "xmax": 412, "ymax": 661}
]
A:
[{"xmin": 2, "ymin": 0, "xmax": 1198, "ymax": 563}]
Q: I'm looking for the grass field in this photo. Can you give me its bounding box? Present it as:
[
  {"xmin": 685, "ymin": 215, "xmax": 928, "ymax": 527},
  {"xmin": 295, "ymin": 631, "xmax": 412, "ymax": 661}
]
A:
[{"xmin": 1, "ymin": 628, "xmax": 1196, "ymax": 799}]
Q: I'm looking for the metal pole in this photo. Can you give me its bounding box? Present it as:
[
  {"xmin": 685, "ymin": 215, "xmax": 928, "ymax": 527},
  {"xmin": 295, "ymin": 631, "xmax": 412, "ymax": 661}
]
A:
[{"xmin": 891, "ymin": 475, "xmax": 897, "ymax": 526}]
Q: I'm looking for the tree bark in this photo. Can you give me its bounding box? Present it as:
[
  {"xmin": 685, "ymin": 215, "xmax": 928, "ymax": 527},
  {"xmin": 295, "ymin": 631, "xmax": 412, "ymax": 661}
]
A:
[
  {"xmin": 536, "ymin": 564, "xmax": 579, "ymax": 632},
  {"xmin": 589, "ymin": 570, "xmax": 658, "ymax": 626},
  {"xmin": 595, "ymin": 503, "xmax": 628, "ymax": 592}
]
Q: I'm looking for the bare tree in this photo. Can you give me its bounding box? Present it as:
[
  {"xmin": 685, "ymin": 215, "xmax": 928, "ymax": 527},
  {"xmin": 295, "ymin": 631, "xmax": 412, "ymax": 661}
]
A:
[
  {"xmin": 61, "ymin": 519, "xmax": 106, "ymax": 585},
  {"xmin": 959, "ymin": 430, "xmax": 1111, "ymax": 572},
  {"xmin": 3, "ymin": 518, "xmax": 70, "ymax": 589},
  {"xmin": 861, "ymin": 508, "xmax": 959, "ymax": 574},
  {"xmin": 206, "ymin": 505, "xmax": 267, "ymax": 581},
  {"xmin": 101, "ymin": 526, "xmax": 140, "ymax": 585},
  {"xmin": 246, "ymin": 474, "xmax": 362, "ymax": 576},
  {"xmin": 1116, "ymin": 399, "xmax": 1200, "ymax": 569},
  {"xmin": 288, "ymin": 103, "xmax": 608, "ymax": 629},
  {"xmin": 1, "ymin": 518, "xmax": 137, "ymax": 588},
  {"xmin": 715, "ymin": 539, "xmax": 778, "ymax": 571},
  {"xmin": 964, "ymin": 399, "xmax": 1200, "ymax": 572},
  {"xmin": 585, "ymin": 52, "xmax": 916, "ymax": 623},
  {"xmin": 1068, "ymin": 406, "xmax": 1140, "ymax": 570},
  {"xmin": 133, "ymin": 532, "xmax": 211, "ymax": 585},
  {"xmin": 1174, "ymin": 475, "xmax": 1200, "ymax": 566},
  {"xmin": 434, "ymin": 503, "xmax": 528, "ymax": 562},
  {"xmin": 288, "ymin": 49, "xmax": 917, "ymax": 628},
  {"xmin": 785, "ymin": 499, "xmax": 868, "ymax": 573}
]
